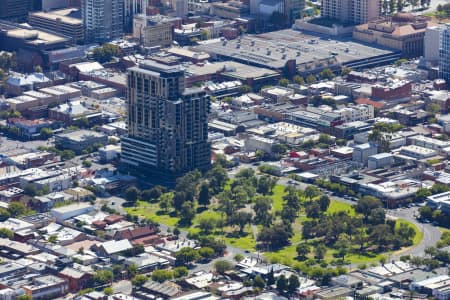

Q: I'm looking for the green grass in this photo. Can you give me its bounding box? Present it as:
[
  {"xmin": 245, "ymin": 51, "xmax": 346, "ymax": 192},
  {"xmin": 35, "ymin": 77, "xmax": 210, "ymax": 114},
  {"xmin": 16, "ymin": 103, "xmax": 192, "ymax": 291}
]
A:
[
  {"xmin": 271, "ymin": 185, "xmax": 286, "ymax": 212},
  {"xmin": 395, "ymin": 219, "xmax": 423, "ymax": 246},
  {"xmin": 223, "ymin": 226, "xmax": 257, "ymax": 251},
  {"xmin": 125, "ymin": 201, "xmax": 180, "ymax": 227},
  {"xmin": 125, "ymin": 188, "xmax": 423, "ymax": 268},
  {"xmin": 327, "ymin": 199, "xmax": 355, "ymax": 216},
  {"xmin": 264, "ymin": 218, "xmax": 304, "ymax": 265},
  {"xmin": 438, "ymin": 227, "xmax": 450, "ymax": 234}
]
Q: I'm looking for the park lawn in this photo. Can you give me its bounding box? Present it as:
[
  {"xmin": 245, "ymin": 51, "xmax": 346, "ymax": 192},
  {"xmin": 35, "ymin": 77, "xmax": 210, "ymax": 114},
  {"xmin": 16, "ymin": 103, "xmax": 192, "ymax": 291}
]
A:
[
  {"xmin": 223, "ymin": 224, "xmax": 256, "ymax": 251},
  {"xmin": 438, "ymin": 227, "xmax": 450, "ymax": 234},
  {"xmin": 395, "ymin": 219, "xmax": 423, "ymax": 246},
  {"xmin": 193, "ymin": 210, "xmax": 223, "ymax": 224},
  {"xmin": 324, "ymin": 247, "xmax": 387, "ymax": 265},
  {"xmin": 272, "ymin": 185, "xmax": 286, "ymax": 212},
  {"xmin": 264, "ymin": 199, "xmax": 375, "ymax": 267},
  {"xmin": 264, "ymin": 218, "xmax": 304, "ymax": 266},
  {"xmin": 327, "ymin": 200, "xmax": 355, "ymax": 216},
  {"xmin": 125, "ymin": 201, "xmax": 180, "ymax": 227}
]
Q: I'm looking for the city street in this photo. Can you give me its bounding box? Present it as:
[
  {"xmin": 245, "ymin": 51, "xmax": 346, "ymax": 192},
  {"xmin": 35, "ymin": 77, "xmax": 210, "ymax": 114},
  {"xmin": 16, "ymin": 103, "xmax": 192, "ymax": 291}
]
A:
[{"xmin": 387, "ymin": 207, "xmax": 442, "ymax": 259}]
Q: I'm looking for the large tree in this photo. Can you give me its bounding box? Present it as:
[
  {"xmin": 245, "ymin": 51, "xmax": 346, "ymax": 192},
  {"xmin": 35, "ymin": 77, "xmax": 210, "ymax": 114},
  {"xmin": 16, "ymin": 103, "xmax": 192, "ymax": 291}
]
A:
[
  {"xmin": 232, "ymin": 211, "xmax": 252, "ymax": 234},
  {"xmin": 253, "ymin": 196, "xmax": 272, "ymax": 226},
  {"xmin": 207, "ymin": 165, "xmax": 228, "ymax": 194},
  {"xmin": 125, "ymin": 186, "xmax": 139, "ymax": 203},
  {"xmin": 296, "ymin": 243, "xmax": 310, "ymax": 259},
  {"xmin": 355, "ymin": 196, "xmax": 383, "ymax": 222},
  {"xmin": 198, "ymin": 182, "xmax": 210, "ymax": 206},
  {"xmin": 175, "ymin": 247, "xmax": 199, "ymax": 265}
]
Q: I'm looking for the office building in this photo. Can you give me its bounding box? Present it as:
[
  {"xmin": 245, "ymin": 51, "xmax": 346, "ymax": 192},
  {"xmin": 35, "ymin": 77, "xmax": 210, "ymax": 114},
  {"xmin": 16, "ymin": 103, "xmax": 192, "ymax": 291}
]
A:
[
  {"xmin": 212, "ymin": 1, "xmax": 249, "ymax": 19},
  {"xmin": 424, "ymin": 26, "xmax": 443, "ymax": 64},
  {"xmin": 172, "ymin": 0, "xmax": 188, "ymax": 18},
  {"xmin": 133, "ymin": 14, "xmax": 175, "ymax": 48},
  {"xmin": 285, "ymin": 0, "xmax": 305, "ymax": 24},
  {"xmin": 0, "ymin": 0, "xmax": 33, "ymax": 21},
  {"xmin": 439, "ymin": 24, "xmax": 450, "ymax": 84},
  {"xmin": 41, "ymin": 0, "xmax": 70, "ymax": 10},
  {"xmin": 81, "ymin": 0, "xmax": 124, "ymax": 43},
  {"xmin": 122, "ymin": 61, "xmax": 211, "ymax": 181},
  {"xmin": 352, "ymin": 143, "xmax": 377, "ymax": 166},
  {"xmin": 321, "ymin": 0, "xmax": 380, "ymax": 25},
  {"xmin": 28, "ymin": 9, "xmax": 84, "ymax": 44},
  {"xmin": 250, "ymin": 0, "xmax": 305, "ymax": 25}
]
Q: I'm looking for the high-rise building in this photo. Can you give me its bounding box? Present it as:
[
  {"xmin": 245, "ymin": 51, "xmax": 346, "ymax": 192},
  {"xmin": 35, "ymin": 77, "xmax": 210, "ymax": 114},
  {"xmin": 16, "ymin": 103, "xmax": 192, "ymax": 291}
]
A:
[
  {"xmin": 425, "ymin": 26, "xmax": 443, "ymax": 65},
  {"xmin": 124, "ymin": 0, "xmax": 144, "ymax": 32},
  {"xmin": 172, "ymin": 0, "xmax": 187, "ymax": 18},
  {"xmin": 81, "ymin": 0, "xmax": 124, "ymax": 43},
  {"xmin": 285, "ymin": 0, "xmax": 305, "ymax": 24},
  {"xmin": 0, "ymin": 0, "xmax": 33, "ymax": 21},
  {"xmin": 321, "ymin": 0, "xmax": 380, "ymax": 25},
  {"xmin": 122, "ymin": 61, "xmax": 211, "ymax": 181},
  {"xmin": 439, "ymin": 24, "xmax": 450, "ymax": 84},
  {"xmin": 250, "ymin": 0, "xmax": 304, "ymax": 25}
]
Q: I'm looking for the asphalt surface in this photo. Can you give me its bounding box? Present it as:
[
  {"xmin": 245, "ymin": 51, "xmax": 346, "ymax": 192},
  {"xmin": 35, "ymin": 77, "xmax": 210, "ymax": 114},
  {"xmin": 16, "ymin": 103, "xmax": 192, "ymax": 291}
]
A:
[
  {"xmin": 0, "ymin": 136, "xmax": 53, "ymax": 153},
  {"xmin": 387, "ymin": 207, "xmax": 442, "ymax": 259}
]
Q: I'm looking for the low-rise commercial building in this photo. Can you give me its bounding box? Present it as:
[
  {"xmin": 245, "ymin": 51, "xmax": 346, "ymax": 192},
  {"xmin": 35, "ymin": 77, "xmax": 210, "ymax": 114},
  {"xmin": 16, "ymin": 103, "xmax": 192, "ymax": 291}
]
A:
[
  {"xmin": 22, "ymin": 275, "xmax": 68, "ymax": 300},
  {"xmin": 54, "ymin": 130, "xmax": 108, "ymax": 154},
  {"xmin": 6, "ymin": 118, "xmax": 56, "ymax": 140},
  {"xmin": 49, "ymin": 99, "xmax": 103, "ymax": 126},
  {"xmin": 399, "ymin": 145, "xmax": 437, "ymax": 160},
  {"xmin": 50, "ymin": 203, "xmax": 94, "ymax": 222},
  {"xmin": 352, "ymin": 143, "xmax": 378, "ymax": 166},
  {"xmin": 427, "ymin": 192, "xmax": 450, "ymax": 215},
  {"xmin": 4, "ymin": 73, "xmax": 52, "ymax": 97},
  {"xmin": 408, "ymin": 135, "xmax": 450, "ymax": 153},
  {"xmin": 334, "ymin": 104, "xmax": 374, "ymax": 123},
  {"xmin": 368, "ymin": 153, "xmax": 394, "ymax": 170}
]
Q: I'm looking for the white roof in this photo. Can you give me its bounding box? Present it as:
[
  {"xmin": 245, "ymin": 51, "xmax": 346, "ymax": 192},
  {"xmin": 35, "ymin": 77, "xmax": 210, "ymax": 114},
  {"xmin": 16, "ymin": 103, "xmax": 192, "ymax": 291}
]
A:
[
  {"xmin": 100, "ymin": 239, "xmax": 132, "ymax": 255},
  {"xmin": 71, "ymin": 61, "xmax": 104, "ymax": 73}
]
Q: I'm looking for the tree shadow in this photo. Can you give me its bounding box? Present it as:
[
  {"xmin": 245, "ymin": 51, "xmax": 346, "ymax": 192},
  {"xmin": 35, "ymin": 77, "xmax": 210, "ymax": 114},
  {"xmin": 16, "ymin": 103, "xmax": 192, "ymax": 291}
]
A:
[
  {"xmin": 122, "ymin": 202, "xmax": 135, "ymax": 208},
  {"xmin": 196, "ymin": 207, "xmax": 208, "ymax": 213},
  {"xmin": 226, "ymin": 231, "xmax": 249, "ymax": 238}
]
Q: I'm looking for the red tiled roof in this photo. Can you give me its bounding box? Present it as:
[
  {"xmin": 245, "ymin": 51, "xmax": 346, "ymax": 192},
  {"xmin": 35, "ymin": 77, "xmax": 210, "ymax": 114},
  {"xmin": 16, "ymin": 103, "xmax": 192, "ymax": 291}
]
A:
[
  {"xmin": 104, "ymin": 214, "xmax": 124, "ymax": 224},
  {"xmin": 114, "ymin": 225, "xmax": 158, "ymax": 240},
  {"xmin": 355, "ymin": 98, "xmax": 385, "ymax": 109}
]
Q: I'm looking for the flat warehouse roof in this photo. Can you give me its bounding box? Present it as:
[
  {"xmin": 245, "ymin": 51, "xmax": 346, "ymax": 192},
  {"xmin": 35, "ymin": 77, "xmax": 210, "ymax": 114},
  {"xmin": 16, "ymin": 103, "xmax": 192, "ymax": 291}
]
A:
[{"xmin": 195, "ymin": 29, "xmax": 396, "ymax": 69}]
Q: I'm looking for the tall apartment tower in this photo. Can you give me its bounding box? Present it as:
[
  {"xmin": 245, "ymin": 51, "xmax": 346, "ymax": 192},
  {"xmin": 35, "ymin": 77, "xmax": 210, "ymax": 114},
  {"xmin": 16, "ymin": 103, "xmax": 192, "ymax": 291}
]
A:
[
  {"xmin": 122, "ymin": 61, "xmax": 211, "ymax": 181},
  {"xmin": 439, "ymin": 24, "xmax": 450, "ymax": 84},
  {"xmin": 321, "ymin": 0, "xmax": 379, "ymax": 25},
  {"xmin": 0, "ymin": 0, "xmax": 33, "ymax": 21},
  {"xmin": 81, "ymin": 0, "xmax": 124, "ymax": 43},
  {"xmin": 125, "ymin": 0, "xmax": 144, "ymax": 32}
]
